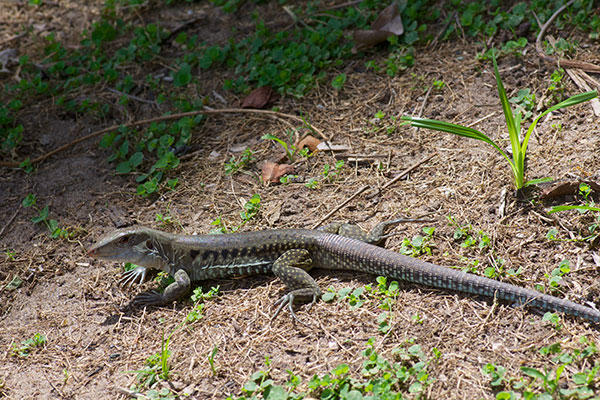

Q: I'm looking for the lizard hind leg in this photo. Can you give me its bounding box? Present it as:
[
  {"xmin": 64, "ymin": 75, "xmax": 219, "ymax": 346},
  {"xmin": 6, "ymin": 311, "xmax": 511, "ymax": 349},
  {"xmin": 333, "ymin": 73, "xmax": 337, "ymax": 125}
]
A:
[
  {"xmin": 319, "ymin": 218, "xmax": 410, "ymax": 246},
  {"xmin": 271, "ymin": 249, "xmax": 322, "ymax": 321}
]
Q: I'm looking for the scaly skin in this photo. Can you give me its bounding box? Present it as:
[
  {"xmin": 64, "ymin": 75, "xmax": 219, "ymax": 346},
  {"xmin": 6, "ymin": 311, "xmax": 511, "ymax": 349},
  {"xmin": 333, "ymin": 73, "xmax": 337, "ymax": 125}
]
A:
[{"xmin": 87, "ymin": 222, "xmax": 600, "ymax": 323}]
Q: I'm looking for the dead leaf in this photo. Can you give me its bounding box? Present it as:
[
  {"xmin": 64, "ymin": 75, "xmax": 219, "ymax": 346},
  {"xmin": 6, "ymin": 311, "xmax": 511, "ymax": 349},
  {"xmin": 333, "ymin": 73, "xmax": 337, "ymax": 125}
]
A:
[
  {"xmin": 241, "ymin": 86, "xmax": 275, "ymax": 109},
  {"xmin": 352, "ymin": 2, "xmax": 404, "ymax": 52},
  {"xmin": 261, "ymin": 161, "xmax": 294, "ymax": 183},
  {"xmin": 297, "ymin": 135, "xmax": 321, "ymax": 152}
]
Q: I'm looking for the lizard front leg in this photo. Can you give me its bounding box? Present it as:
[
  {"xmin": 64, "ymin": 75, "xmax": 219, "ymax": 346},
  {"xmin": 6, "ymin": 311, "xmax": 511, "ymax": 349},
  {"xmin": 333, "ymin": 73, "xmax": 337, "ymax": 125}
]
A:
[
  {"xmin": 271, "ymin": 249, "xmax": 322, "ymax": 321},
  {"xmin": 133, "ymin": 269, "xmax": 191, "ymax": 306}
]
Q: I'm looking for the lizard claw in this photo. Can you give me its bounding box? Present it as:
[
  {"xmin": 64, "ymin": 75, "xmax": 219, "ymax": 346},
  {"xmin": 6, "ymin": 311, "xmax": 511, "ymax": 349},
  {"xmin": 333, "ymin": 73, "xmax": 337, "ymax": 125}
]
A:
[
  {"xmin": 133, "ymin": 291, "xmax": 165, "ymax": 306},
  {"xmin": 271, "ymin": 292, "xmax": 319, "ymax": 323},
  {"xmin": 119, "ymin": 266, "xmax": 147, "ymax": 287}
]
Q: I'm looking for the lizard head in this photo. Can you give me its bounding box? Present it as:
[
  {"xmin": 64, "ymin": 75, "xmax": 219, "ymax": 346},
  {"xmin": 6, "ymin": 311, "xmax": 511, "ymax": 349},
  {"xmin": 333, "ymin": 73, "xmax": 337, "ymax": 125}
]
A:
[{"xmin": 87, "ymin": 227, "xmax": 167, "ymax": 269}]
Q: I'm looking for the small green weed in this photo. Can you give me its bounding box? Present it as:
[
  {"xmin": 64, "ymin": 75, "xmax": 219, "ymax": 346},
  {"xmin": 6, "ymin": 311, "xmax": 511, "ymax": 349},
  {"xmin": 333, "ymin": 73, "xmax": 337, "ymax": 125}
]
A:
[
  {"xmin": 545, "ymin": 68, "xmax": 566, "ymax": 105},
  {"xmin": 5, "ymin": 250, "xmax": 16, "ymax": 261},
  {"xmin": 127, "ymin": 328, "xmax": 173, "ymax": 387},
  {"xmin": 331, "ymin": 73, "xmax": 346, "ymax": 90},
  {"xmin": 432, "ymin": 79, "xmax": 445, "ymax": 90},
  {"xmin": 22, "ymin": 194, "xmax": 71, "ymax": 238},
  {"xmin": 224, "ymin": 149, "xmax": 255, "ymax": 175},
  {"xmin": 12, "ymin": 333, "xmax": 46, "ymax": 357},
  {"xmin": 322, "ymin": 286, "xmax": 366, "ymax": 310},
  {"xmin": 399, "ymin": 227, "xmax": 435, "ymax": 257},
  {"xmin": 262, "ymin": 132, "xmax": 309, "ymax": 162},
  {"xmin": 4, "ymin": 275, "xmax": 23, "ymax": 291},
  {"xmin": 545, "ymin": 259, "xmax": 571, "ymax": 292},
  {"xmin": 509, "ymin": 88, "xmax": 536, "ymax": 121},
  {"xmin": 447, "ymin": 216, "xmax": 490, "ymax": 250},
  {"xmin": 484, "ymin": 337, "xmax": 599, "ymax": 397},
  {"xmin": 548, "ymin": 183, "xmax": 600, "ymax": 244},
  {"xmin": 321, "ymin": 160, "xmax": 345, "ymax": 183},
  {"xmin": 240, "ymin": 194, "xmax": 261, "ymax": 223},
  {"xmin": 208, "ymin": 345, "xmax": 219, "ymax": 376},
  {"xmin": 187, "ymin": 286, "xmax": 220, "ymax": 324}
]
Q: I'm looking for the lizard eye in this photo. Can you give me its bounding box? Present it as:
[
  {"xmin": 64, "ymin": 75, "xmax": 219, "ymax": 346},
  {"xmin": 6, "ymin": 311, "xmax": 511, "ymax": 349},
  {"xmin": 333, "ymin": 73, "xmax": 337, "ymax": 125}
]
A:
[
  {"xmin": 119, "ymin": 236, "xmax": 129, "ymax": 244},
  {"xmin": 146, "ymin": 240, "xmax": 153, "ymax": 249}
]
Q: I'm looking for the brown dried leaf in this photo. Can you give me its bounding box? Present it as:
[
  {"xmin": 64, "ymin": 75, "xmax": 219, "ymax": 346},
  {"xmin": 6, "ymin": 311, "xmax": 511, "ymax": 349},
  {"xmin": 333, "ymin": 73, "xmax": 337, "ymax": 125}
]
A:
[
  {"xmin": 352, "ymin": 2, "xmax": 403, "ymax": 52},
  {"xmin": 261, "ymin": 161, "xmax": 294, "ymax": 184},
  {"xmin": 297, "ymin": 135, "xmax": 321, "ymax": 152},
  {"xmin": 241, "ymin": 86, "xmax": 275, "ymax": 109}
]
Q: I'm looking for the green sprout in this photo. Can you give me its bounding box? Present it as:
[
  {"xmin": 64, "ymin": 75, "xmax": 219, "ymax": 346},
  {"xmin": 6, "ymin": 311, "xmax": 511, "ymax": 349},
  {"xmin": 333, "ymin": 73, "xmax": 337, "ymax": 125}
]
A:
[{"xmin": 402, "ymin": 52, "xmax": 597, "ymax": 190}]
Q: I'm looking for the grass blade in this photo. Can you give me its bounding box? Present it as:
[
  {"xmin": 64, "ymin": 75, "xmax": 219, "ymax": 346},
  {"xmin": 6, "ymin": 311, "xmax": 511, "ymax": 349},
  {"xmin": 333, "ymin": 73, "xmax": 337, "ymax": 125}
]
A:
[
  {"xmin": 492, "ymin": 54, "xmax": 519, "ymax": 158},
  {"xmin": 548, "ymin": 205, "xmax": 600, "ymax": 214},
  {"xmin": 401, "ymin": 116, "xmax": 516, "ymax": 172}
]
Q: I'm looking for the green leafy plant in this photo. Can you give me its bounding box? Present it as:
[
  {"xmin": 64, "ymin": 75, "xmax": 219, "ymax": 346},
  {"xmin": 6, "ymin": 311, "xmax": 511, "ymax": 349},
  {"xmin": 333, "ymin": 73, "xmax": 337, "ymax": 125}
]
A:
[
  {"xmin": 262, "ymin": 131, "xmax": 308, "ymax": 162},
  {"xmin": 224, "ymin": 149, "xmax": 255, "ymax": 175},
  {"xmin": 240, "ymin": 194, "xmax": 261, "ymax": 222},
  {"xmin": 546, "ymin": 259, "xmax": 571, "ymax": 291},
  {"xmin": 402, "ymin": 53, "xmax": 597, "ymax": 190},
  {"xmin": 12, "ymin": 333, "xmax": 46, "ymax": 357},
  {"xmin": 187, "ymin": 286, "xmax": 220, "ymax": 323},
  {"xmin": 207, "ymin": 346, "xmax": 219, "ymax": 376},
  {"xmin": 509, "ymin": 88, "xmax": 536, "ymax": 120},
  {"xmin": 21, "ymin": 194, "xmax": 71, "ymax": 238},
  {"xmin": 399, "ymin": 227, "xmax": 435, "ymax": 256},
  {"xmin": 331, "ymin": 73, "xmax": 346, "ymax": 90}
]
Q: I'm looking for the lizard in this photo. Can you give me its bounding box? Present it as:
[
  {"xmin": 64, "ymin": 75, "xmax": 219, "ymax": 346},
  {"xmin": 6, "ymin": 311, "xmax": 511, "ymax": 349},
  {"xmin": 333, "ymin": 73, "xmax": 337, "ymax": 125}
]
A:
[{"xmin": 87, "ymin": 219, "xmax": 600, "ymax": 323}]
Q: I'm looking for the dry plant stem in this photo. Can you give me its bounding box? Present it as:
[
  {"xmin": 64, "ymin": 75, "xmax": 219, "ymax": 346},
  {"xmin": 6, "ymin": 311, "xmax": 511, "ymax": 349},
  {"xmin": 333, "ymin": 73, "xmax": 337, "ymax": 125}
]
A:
[
  {"xmin": 381, "ymin": 152, "xmax": 436, "ymax": 190},
  {"xmin": 465, "ymin": 112, "xmax": 497, "ymax": 128},
  {"xmin": 311, "ymin": 185, "xmax": 369, "ymax": 229},
  {"xmin": 564, "ymin": 68, "xmax": 600, "ymax": 116},
  {"xmin": 535, "ymin": 0, "xmax": 600, "ymax": 73},
  {"xmin": 0, "ymin": 108, "xmax": 328, "ymax": 168},
  {"xmin": 311, "ymin": 153, "xmax": 437, "ymax": 229}
]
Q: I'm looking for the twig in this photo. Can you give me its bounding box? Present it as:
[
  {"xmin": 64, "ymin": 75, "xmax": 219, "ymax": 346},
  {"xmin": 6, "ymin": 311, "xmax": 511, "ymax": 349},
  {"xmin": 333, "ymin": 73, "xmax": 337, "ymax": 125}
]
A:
[
  {"xmin": 429, "ymin": 11, "xmax": 456, "ymax": 48},
  {"xmin": 0, "ymin": 108, "xmax": 328, "ymax": 168},
  {"xmin": 417, "ymin": 85, "xmax": 433, "ymax": 119},
  {"xmin": 465, "ymin": 111, "xmax": 497, "ymax": 128},
  {"xmin": 381, "ymin": 152, "xmax": 436, "ymax": 190},
  {"xmin": 106, "ymin": 87, "xmax": 157, "ymax": 105},
  {"xmin": 311, "ymin": 185, "xmax": 369, "ymax": 229},
  {"xmin": 311, "ymin": 153, "xmax": 437, "ymax": 229},
  {"xmin": 535, "ymin": 0, "xmax": 600, "ymax": 73},
  {"xmin": 318, "ymin": 0, "xmax": 363, "ymax": 12},
  {"xmin": 0, "ymin": 204, "xmax": 20, "ymax": 239},
  {"xmin": 0, "ymin": 31, "xmax": 27, "ymax": 46}
]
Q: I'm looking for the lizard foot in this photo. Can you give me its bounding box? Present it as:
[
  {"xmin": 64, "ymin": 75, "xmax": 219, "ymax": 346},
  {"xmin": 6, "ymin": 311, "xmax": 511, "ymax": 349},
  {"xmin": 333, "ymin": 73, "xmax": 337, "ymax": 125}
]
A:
[
  {"xmin": 271, "ymin": 288, "xmax": 319, "ymax": 323},
  {"xmin": 119, "ymin": 266, "xmax": 147, "ymax": 287},
  {"xmin": 133, "ymin": 291, "xmax": 167, "ymax": 306}
]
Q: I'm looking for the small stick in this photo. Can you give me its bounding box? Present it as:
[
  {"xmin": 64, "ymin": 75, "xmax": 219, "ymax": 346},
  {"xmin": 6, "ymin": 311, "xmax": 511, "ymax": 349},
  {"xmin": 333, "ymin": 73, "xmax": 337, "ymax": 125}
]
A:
[
  {"xmin": 417, "ymin": 85, "xmax": 433, "ymax": 118},
  {"xmin": 466, "ymin": 111, "xmax": 497, "ymax": 128},
  {"xmin": 106, "ymin": 87, "xmax": 157, "ymax": 105},
  {"xmin": 381, "ymin": 152, "xmax": 436, "ymax": 190},
  {"xmin": 311, "ymin": 185, "xmax": 369, "ymax": 229},
  {"xmin": 312, "ymin": 153, "xmax": 437, "ymax": 228},
  {"xmin": 0, "ymin": 108, "xmax": 328, "ymax": 168}
]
